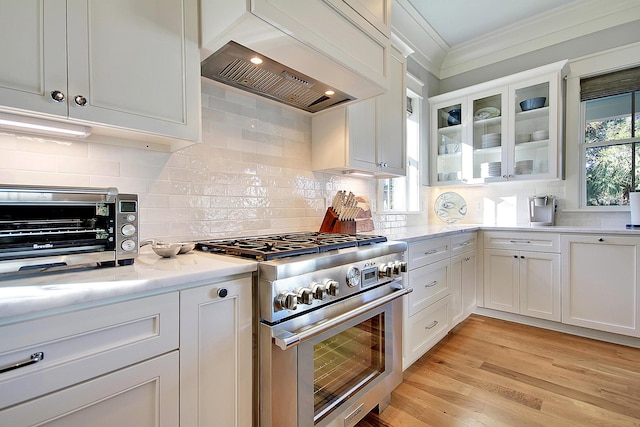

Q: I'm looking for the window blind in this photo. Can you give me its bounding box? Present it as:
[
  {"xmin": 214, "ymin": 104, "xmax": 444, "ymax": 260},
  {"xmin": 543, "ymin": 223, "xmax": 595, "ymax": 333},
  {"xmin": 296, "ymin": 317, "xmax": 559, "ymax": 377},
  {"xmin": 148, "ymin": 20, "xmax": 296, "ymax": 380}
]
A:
[{"xmin": 580, "ymin": 66, "xmax": 640, "ymax": 101}]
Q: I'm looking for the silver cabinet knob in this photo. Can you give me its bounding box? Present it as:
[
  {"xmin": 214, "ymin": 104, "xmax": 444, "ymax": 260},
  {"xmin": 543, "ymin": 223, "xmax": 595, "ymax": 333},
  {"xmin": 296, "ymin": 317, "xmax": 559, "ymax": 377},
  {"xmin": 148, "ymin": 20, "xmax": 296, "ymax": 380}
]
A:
[
  {"xmin": 378, "ymin": 161, "xmax": 388, "ymax": 168},
  {"xmin": 74, "ymin": 95, "xmax": 88, "ymax": 107},
  {"xmin": 50, "ymin": 90, "xmax": 65, "ymax": 102}
]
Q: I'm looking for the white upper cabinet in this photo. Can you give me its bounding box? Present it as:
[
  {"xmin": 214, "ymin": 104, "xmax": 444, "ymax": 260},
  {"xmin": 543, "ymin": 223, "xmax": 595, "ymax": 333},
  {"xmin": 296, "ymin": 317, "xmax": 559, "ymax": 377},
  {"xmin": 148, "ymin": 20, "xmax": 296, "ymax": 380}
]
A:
[
  {"xmin": 311, "ymin": 44, "xmax": 406, "ymax": 177},
  {"xmin": 430, "ymin": 60, "xmax": 568, "ymax": 185},
  {"xmin": 0, "ymin": 0, "xmax": 200, "ymax": 151}
]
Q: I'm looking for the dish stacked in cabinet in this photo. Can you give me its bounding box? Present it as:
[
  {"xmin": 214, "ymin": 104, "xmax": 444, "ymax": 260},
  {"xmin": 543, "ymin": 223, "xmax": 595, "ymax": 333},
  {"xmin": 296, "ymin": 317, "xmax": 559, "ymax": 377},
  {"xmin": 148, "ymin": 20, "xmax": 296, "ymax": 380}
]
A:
[{"xmin": 402, "ymin": 232, "xmax": 477, "ymax": 370}]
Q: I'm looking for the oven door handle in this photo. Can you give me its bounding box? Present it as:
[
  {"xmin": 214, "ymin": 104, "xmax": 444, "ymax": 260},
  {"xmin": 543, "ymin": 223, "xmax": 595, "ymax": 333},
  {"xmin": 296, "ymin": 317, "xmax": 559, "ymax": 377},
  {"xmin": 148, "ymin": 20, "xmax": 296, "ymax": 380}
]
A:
[{"xmin": 272, "ymin": 284, "xmax": 413, "ymax": 351}]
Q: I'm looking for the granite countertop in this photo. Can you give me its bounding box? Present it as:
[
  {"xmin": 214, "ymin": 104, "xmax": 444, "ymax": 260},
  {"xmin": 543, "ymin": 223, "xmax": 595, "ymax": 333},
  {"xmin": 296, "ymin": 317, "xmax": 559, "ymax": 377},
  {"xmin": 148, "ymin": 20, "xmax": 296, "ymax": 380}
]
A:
[{"xmin": 0, "ymin": 247, "xmax": 257, "ymax": 325}]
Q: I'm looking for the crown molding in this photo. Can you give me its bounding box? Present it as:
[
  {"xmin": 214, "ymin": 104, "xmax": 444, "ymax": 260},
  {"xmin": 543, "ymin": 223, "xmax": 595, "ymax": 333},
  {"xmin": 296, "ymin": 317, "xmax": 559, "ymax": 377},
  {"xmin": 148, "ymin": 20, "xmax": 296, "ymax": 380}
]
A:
[{"xmin": 393, "ymin": 0, "xmax": 640, "ymax": 79}]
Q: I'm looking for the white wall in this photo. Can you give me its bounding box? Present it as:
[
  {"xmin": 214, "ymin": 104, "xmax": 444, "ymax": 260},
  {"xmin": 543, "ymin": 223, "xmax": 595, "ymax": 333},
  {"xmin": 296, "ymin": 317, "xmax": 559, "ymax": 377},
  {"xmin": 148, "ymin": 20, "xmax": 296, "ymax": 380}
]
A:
[{"xmin": 0, "ymin": 79, "xmax": 409, "ymax": 241}]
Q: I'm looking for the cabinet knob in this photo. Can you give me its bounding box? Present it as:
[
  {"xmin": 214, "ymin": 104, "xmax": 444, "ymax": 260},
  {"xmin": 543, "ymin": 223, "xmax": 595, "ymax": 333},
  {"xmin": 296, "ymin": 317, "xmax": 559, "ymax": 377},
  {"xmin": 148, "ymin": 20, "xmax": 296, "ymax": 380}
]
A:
[
  {"xmin": 598, "ymin": 237, "xmax": 604, "ymax": 242},
  {"xmin": 377, "ymin": 161, "xmax": 388, "ymax": 168},
  {"xmin": 74, "ymin": 95, "xmax": 88, "ymax": 107},
  {"xmin": 217, "ymin": 288, "xmax": 228, "ymax": 298},
  {"xmin": 50, "ymin": 90, "xmax": 65, "ymax": 103}
]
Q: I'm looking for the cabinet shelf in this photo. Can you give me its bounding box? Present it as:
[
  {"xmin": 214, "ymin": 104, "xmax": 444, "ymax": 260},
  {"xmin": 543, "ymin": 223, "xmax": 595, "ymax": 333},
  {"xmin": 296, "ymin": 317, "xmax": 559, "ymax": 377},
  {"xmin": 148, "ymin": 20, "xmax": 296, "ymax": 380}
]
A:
[{"xmin": 516, "ymin": 106, "xmax": 549, "ymax": 120}]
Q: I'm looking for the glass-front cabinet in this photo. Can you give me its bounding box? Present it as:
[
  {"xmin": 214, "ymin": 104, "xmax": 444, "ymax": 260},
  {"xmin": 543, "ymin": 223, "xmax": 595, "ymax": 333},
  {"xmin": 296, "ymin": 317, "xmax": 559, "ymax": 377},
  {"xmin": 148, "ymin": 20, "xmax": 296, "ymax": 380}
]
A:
[{"xmin": 430, "ymin": 60, "xmax": 568, "ymax": 185}]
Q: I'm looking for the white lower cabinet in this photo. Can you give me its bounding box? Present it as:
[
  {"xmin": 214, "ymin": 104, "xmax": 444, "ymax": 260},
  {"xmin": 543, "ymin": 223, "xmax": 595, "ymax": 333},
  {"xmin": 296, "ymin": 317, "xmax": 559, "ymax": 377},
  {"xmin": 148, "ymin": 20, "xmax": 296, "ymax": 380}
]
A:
[
  {"xmin": 0, "ymin": 274, "xmax": 253, "ymax": 427},
  {"xmin": 0, "ymin": 352, "xmax": 179, "ymax": 427},
  {"xmin": 561, "ymin": 234, "xmax": 640, "ymax": 337},
  {"xmin": 403, "ymin": 232, "xmax": 477, "ymax": 370},
  {"xmin": 0, "ymin": 293, "xmax": 180, "ymax": 425},
  {"xmin": 180, "ymin": 276, "xmax": 253, "ymax": 427}
]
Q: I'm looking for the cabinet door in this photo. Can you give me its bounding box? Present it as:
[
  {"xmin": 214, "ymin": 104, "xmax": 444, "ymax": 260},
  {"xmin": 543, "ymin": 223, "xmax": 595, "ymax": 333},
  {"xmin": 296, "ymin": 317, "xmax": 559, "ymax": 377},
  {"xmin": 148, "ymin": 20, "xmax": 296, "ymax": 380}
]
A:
[
  {"xmin": 66, "ymin": 0, "xmax": 199, "ymax": 140},
  {"xmin": 432, "ymin": 98, "xmax": 464, "ymax": 185},
  {"xmin": 561, "ymin": 235, "xmax": 640, "ymax": 337},
  {"xmin": 0, "ymin": 0, "xmax": 67, "ymax": 116},
  {"xmin": 348, "ymin": 98, "xmax": 378, "ymax": 170},
  {"xmin": 0, "ymin": 352, "xmax": 179, "ymax": 427},
  {"xmin": 508, "ymin": 73, "xmax": 559, "ymax": 180},
  {"xmin": 469, "ymin": 87, "xmax": 508, "ymax": 183},
  {"xmin": 376, "ymin": 45, "xmax": 406, "ymax": 176},
  {"xmin": 403, "ymin": 295, "xmax": 450, "ymax": 370},
  {"xmin": 451, "ymin": 251, "xmax": 476, "ymax": 325},
  {"xmin": 180, "ymin": 277, "xmax": 253, "ymax": 427},
  {"xmin": 519, "ymin": 250, "xmax": 560, "ymax": 321},
  {"xmin": 484, "ymin": 249, "xmax": 519, "ymax": 313}
]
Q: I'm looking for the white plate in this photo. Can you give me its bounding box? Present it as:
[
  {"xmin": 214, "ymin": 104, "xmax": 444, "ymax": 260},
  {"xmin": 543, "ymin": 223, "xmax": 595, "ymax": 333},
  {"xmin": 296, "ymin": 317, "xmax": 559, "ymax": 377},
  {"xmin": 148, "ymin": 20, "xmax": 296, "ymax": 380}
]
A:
[
  {"xmin": 434, "ymin": 192, "xmax": 467, "ymax": 224},
  {"xmin": 474, "ymin": 107, "xmax": 500, "ymax": 120}
]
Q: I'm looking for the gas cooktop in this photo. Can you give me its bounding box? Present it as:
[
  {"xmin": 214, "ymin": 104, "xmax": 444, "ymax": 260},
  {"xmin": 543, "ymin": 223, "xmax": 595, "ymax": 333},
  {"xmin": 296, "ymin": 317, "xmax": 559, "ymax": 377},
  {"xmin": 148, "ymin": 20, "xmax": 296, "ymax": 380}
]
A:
[{"xmin": 195, "ymin": 232, "xmax": 387, "ymax": 261}]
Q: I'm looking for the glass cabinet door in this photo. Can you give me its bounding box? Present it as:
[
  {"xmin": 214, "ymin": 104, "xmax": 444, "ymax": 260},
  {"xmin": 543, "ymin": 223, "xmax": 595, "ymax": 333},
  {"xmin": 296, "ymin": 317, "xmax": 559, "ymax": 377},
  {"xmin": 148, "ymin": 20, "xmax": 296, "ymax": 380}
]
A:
[
  {"xmin": 470, "ymin": 90, "xmax": 507, "ymax": 182},
  {"xmin": 510, "ymin": 75, "xmax": 557, "ymax": 179},
  {"xmin": 434, "ymin": 101, "xmax": 463, "ymax": 184}
]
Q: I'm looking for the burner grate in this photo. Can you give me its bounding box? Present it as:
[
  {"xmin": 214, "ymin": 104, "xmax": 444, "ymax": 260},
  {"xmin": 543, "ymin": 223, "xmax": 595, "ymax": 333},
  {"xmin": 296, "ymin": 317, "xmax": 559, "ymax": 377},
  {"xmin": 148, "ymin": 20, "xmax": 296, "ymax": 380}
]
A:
[{"xmin": 195, "ymin": 232, "xmax": 387, "ymax": 260}]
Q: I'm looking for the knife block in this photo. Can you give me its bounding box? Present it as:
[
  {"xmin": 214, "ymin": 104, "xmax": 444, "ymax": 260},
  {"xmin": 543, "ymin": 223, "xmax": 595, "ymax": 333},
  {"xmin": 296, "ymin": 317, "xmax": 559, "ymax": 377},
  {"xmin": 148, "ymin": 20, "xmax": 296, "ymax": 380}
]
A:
[{"xmin": 319, "ymin": 208, "xmax": 356, "ymax": 235}]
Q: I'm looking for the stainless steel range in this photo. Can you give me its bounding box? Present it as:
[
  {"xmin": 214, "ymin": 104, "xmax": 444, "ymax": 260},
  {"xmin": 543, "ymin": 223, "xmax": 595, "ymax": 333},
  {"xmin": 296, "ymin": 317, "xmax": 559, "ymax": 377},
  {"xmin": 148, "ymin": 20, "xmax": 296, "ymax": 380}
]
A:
[{"xmin": 196, "ymin": 232, "xmax": 410, "ymax": 427}]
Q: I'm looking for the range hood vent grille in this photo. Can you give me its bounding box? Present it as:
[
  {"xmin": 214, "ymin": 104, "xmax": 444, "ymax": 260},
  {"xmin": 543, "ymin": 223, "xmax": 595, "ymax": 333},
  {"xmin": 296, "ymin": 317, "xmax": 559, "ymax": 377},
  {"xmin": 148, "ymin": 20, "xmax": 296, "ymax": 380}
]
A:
[{"xmin": 201, "ymin": 42, "xmax": 355, "ymax": 113}]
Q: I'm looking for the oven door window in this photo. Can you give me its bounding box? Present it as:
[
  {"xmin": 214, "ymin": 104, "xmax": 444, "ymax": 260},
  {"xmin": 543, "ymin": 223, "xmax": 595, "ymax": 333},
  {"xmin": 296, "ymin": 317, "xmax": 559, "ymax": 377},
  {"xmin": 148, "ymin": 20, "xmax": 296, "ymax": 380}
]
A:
[{"xmin": 308, "ymin": 310, "xmax": 386, "ymax": 424}]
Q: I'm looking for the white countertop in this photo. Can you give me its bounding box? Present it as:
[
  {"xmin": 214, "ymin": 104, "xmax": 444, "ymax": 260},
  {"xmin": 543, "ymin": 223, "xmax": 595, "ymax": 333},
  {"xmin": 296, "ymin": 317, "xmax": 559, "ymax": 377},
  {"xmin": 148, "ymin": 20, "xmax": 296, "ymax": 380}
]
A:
[
  {"xmin": 4, "ymin": 225, "xmax": 640, "ymax": 325},
  {"xmin": 0, "ymin": 247, "xmax": 257, "ymax": 325}
]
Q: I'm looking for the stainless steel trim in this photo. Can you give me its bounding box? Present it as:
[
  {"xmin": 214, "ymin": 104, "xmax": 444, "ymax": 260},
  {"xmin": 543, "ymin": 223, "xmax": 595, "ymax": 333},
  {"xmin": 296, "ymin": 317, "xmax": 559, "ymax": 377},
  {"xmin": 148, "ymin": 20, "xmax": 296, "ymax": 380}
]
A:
[
  {"xmin": 0, "ymin": 352, "xmax": 44, "ymax": 374},
  {"xmin": 272, "ymin": 285, "xmax": 412, "ymax": 351}
]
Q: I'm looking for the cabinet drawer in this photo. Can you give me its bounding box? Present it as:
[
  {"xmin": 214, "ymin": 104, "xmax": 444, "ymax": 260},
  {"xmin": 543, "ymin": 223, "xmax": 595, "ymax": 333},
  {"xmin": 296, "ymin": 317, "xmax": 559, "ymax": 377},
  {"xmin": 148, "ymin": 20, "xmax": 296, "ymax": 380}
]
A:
[
  {"xmin": 484, "ymin": 231, "xmax": 559, "ymax": 252},
  {"xmin": 407, "ymin": 236, "xmax": 450, "ymax": 269},
  {"xmin": 403, "ymin": 295, "xmax": 451, "ymax": 370},
  {"xmin": 0, "ymin": 292, "xmax": 179, "ymax": 409},
  {"xmin": 406, "ymin": 258, "xmax": 450, "ymax": 317},
  {"xmin": 450, "ymin": 232, "xmax": 477, "ymax": 256}
]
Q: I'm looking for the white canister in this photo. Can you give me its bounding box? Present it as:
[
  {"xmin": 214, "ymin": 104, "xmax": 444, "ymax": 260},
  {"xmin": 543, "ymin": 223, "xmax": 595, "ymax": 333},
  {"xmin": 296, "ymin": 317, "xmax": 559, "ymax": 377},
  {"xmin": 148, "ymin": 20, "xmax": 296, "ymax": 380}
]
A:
[{"xmin": 630, "ymin": 192, "xmax": 640, "ymax": 225}]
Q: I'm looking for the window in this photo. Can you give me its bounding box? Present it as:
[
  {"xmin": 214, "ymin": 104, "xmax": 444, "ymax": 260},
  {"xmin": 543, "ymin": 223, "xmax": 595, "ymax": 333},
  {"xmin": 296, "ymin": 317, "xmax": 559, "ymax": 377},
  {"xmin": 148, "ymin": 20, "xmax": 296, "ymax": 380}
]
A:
[
  {"xmin": 379, "ymin": 87, "xmax": 422, "ymax": 212},
  {"xmin": 581, "ymin": 67, "xmax": 640, "ymax": 207}
]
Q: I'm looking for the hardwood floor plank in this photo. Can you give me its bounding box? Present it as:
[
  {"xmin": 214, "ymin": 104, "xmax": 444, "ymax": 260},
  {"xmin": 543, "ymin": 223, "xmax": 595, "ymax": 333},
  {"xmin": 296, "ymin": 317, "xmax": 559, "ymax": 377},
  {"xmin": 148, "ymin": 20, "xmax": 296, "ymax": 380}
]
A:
[{"xmin": 356, "ymin": 315, "xmax": 640, "ymax": 427}]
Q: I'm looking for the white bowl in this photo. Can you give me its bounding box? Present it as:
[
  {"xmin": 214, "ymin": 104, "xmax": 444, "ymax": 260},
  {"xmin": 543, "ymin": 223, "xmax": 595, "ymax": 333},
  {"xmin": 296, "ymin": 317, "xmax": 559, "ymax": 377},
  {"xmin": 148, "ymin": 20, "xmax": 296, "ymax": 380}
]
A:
[{"xmin": 531, "ymin": 130, "xmax": 549, "ymax": 141}]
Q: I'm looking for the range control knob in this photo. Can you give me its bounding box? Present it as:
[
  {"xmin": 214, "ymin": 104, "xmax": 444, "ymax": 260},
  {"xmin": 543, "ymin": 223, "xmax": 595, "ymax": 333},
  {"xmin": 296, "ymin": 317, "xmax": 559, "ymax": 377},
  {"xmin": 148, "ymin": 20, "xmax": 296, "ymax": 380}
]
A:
[
  {"xmin": 296, "ymin": 287, "xmax": 314, "ymax": 305},
  {"xmin": 324, "ymin": 279, "xmax": 340, "ymax": 297},
  {"xmin": 276, "ymin": 292, "xmax": 297, "ymax": 311},
  {"xmin": 378, "ymin": 264, "xmax": 392, "ymax": 278},
  {"xmin": 399, "ymin": 261, "xmax": 408, "ymax": 273},
  {"xmin": 311, "ymin": 282, "xmax": 326, "ymax": 300}
]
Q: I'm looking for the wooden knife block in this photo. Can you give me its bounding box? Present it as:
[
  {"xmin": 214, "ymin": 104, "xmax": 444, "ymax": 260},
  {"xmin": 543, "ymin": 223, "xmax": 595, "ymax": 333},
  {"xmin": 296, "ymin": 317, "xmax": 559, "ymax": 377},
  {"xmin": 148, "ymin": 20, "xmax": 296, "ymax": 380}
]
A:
[{"xmin": 319, "ymin": 208, "xmax": 356, "ymax": 235}]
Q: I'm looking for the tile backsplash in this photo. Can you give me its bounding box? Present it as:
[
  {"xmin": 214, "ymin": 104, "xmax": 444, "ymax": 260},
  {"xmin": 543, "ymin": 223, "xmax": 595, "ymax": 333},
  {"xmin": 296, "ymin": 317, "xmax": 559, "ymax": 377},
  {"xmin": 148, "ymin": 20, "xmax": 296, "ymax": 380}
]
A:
[{"xmin": 0, "ymin": 80, "xmax": 386, "ymax": 241}]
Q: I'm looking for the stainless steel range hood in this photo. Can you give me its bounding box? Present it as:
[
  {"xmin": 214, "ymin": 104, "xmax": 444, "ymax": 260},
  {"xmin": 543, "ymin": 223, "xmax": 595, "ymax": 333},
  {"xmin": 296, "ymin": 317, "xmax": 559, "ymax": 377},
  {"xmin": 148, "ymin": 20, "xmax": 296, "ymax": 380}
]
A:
[{"xmin": 201, "ymin": 42, "xmax": 354, "ymax": 113}]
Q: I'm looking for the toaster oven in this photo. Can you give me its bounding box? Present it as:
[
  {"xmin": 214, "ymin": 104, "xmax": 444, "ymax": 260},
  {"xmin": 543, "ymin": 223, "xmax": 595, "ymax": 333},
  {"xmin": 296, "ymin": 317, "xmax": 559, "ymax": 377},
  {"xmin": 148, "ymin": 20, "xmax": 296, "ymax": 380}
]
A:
[{"xmin": 0, "ymin": 185, "xmax": 138, "ymax": 274}]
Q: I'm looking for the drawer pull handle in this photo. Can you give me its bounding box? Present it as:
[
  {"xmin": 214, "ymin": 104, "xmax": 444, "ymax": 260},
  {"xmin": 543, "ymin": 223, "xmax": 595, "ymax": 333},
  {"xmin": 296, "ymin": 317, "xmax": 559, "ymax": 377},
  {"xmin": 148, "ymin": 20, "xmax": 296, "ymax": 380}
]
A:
[
  {"xmin": 425, "ymin": 280, "xmax": 438, "ymax": 288},
  {"xmin": 509, "ymin": 239, "xmax": 531, "ymax": 244},
  {"xmin": 0, "ymin": 352, "xmax": 44, "ymax": 374},
  {"xmin": 424, "ymin": 249, "xmax": 438, "ymax": 255},
  {"xmin": 425, "ymin": 321, "xmax": 439, "ymax": 330},
  {"xmin": 459, "ymin": 240, "xmax": 471, "ymax": 246}
]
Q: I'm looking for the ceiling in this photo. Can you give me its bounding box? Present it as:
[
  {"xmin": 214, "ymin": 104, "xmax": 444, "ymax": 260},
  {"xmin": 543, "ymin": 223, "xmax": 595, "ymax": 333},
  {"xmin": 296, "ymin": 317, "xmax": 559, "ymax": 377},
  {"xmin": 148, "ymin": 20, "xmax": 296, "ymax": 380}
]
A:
[
  {"xmin": 393, "ymin": 0, "xmax": 640, "ymax": 79},
  {"xmin": 405, "ymin": 0, "xmax": 577, "ymax": 48}
]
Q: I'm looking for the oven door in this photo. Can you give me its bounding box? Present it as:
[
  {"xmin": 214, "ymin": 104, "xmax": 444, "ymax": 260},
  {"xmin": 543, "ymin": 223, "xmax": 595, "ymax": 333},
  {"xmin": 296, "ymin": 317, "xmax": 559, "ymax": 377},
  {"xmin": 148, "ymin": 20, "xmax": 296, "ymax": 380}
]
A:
[{"xmin": 260, "ymin": 283, "xmax": 410, "ymax": 427}]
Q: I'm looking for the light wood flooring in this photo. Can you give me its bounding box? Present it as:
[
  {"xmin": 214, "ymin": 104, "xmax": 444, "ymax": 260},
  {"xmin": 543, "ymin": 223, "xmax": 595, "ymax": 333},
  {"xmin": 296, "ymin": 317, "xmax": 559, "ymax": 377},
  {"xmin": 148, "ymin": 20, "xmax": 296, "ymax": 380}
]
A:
[{"xmin": 357, "ymin": 314, "xmax": 640, "ymax": 427}]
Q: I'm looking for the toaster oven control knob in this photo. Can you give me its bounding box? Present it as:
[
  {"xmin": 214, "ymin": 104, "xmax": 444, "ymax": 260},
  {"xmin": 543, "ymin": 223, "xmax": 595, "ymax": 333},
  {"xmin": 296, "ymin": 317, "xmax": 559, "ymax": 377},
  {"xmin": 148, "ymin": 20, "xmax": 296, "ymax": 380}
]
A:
[
  {"xmin": 276, "ymin": 292, "xmax": 297, "ymax": 311},
  {"xmin": 296, "ymin": 287, "xmax": 314, "ymax": 305},
  {"xmin": 126, "ymin": 214, "xmax": 136, "ymax": 222},
  {"xmin": 324, "ymin": 279, "xmax": 340, "ymax": 297},
  {"xmin": 121, "ymin": 239, "xmax": 136, "ymax": 252},
  {"xmin": 311, "ymin": 283, "xmax": 326, "ymax": 300},
  {"xmin": 121, "ymin": 223, "xmax": 136, "ymax": 236},
  {"xmin": 346, "ymin": 266, "xmax": 361, "ymax": 288}
]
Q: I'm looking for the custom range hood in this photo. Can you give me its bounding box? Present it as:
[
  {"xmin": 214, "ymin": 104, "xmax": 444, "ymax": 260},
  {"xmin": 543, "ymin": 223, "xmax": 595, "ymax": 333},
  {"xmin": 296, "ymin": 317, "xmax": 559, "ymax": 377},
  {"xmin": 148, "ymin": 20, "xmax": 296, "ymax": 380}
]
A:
[
  {"xmin": 202, "ymin": 42, "xmax": 354, "ymax": 113},
  {"xmin": 200, "ymin": 2, "xmax": 386, "ymax": 113}
]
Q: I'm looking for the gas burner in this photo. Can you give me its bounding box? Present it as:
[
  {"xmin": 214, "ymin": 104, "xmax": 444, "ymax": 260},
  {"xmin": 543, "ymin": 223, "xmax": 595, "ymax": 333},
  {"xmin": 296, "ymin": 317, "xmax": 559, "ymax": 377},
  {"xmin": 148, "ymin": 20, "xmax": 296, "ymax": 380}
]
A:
[{"xmin": 195, "ymin": 232, "xmax": 387, "ymax": 260}]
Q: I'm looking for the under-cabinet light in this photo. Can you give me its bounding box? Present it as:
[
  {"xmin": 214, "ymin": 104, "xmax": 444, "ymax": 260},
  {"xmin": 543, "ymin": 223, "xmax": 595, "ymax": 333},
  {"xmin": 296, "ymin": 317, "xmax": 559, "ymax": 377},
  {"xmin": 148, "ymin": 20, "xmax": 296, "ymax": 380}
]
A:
[
  {"xmin": 343, "ymin": 170, "xmax": 374, "ymax": 178},
  {"xmin": 0, "ymin": 112, "xmax": 91, "ymax": 138}
]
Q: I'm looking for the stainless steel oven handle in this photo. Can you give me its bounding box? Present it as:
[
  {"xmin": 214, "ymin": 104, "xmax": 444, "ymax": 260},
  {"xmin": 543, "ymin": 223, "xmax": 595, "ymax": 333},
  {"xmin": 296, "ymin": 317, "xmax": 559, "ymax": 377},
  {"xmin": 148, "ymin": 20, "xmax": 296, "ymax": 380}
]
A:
[{"xmin": 272, "ymin": 284, "xmax": 413, "ymax": 351}]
